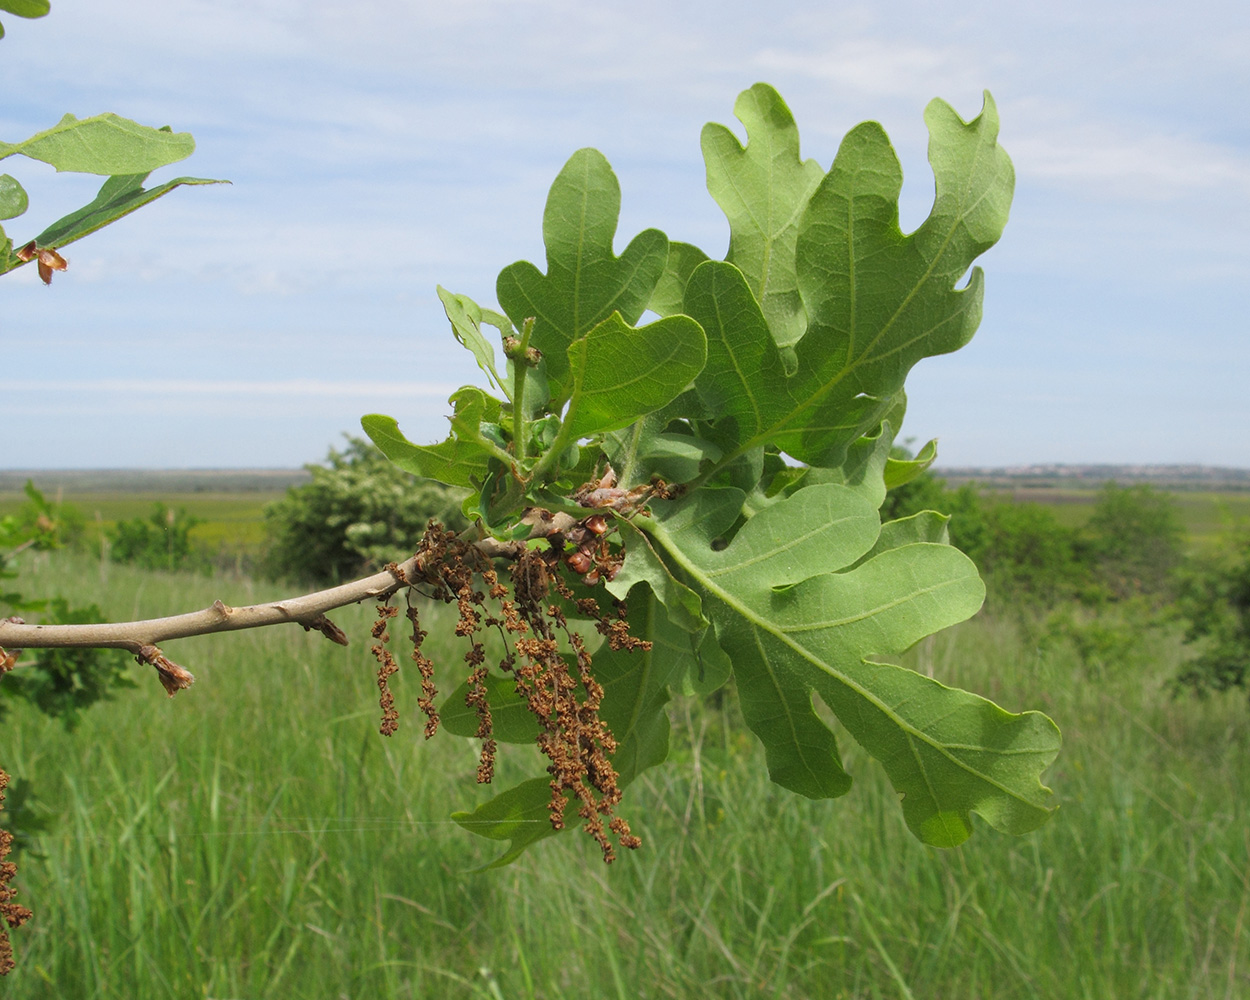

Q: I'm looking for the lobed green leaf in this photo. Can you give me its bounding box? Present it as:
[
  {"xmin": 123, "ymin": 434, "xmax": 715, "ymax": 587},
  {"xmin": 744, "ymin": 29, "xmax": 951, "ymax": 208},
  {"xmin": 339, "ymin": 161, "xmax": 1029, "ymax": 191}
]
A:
[
  {"xmin": 647, "ymin": 482, "xmax": 1059, "ymax": 846},
  {"xmin": 0, "ymin": 114, "xmax": 196, "ymax": 174},
  {"xmin": 702, "ymin": 82, "xmax": 824, "ymax": 348},
  {"xmin": 361, "ymin": 387, "xmax": 501, "ymax": 491},
  {"xmin": 789, "ymin": 95, "xmax": 1013, "ymax": 449},
  {"xmin": 685, "ymin": 92, "xmax": 1012, "ymax": 472},
  {"xmin": 496, "ymin": 148, "xmax": 669, "ymax": 405},
  {"xmin": 561, "ymin": 312, "xmax": 707, "ymax": 440}
]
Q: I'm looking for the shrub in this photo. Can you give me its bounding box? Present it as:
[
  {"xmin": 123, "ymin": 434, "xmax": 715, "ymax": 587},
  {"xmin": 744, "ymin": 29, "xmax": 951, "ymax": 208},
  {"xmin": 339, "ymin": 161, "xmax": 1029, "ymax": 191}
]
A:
[
  {"xmin": 1080, "ymin": 483, "xmax": 1184, "ymax": 600},
  {"xmin": 979, "ymin": 501, "xmax": 1087, "ymax": 605},
  {"xmin": 2, "ymin": 484, "xmax": 134, "ymax": 729},
  {"xmin": 1175, "ymin": 529, "xmax": 1250, "ymax": 696},
  {"xmin": 263, "ymin": 437, "xmax": 468, "ymax": 585},
  {"xmin": 0, "ymin": 598, "xmax": 132, "ymax": 730},
  {"xmin": 108, "ymin": 503, "xmax": 205, "ymax": 573}
]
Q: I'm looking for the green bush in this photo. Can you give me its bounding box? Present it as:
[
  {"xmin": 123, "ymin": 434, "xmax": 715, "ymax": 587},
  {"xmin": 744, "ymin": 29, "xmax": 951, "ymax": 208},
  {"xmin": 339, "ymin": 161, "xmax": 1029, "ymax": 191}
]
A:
[
  {"xmin": 1175, "ymin": 529, "xmax": 1250, "ymax": 696},
  {"xmin": 263, "ymin": 437, "xmax": 468, "ymax": 585},
  {"xmin": 886, "ymin": 475, "xmax": 1188, "ymax": 610},
  {"xmin": 108, "ymin": 503, "xmax": 205, "ymax": 573},
  {"xmin": 1041, "ymin": 602, "xmax": 1150, "ymax": 678},
  {"xmin": 1080, "ymin": 483, "xmax": 1184, "ymax": 600},
  {"xmin": 0, "ymin": 598, "xmax": 132, "ymax": 730},
  {"xmin": 979, "ymin": 501, "xmax": 1088, "ymax": 605},
  {"xmin": 2, "ymin": 485, "xmax": 133, "ymax": 731}
]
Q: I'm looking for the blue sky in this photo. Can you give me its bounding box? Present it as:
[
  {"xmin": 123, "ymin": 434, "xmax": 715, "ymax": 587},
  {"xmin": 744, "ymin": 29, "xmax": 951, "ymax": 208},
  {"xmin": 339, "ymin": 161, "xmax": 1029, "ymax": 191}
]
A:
[{"xmin": 1, "ymin": 0, "xmax": 1247, "ymax": 470}]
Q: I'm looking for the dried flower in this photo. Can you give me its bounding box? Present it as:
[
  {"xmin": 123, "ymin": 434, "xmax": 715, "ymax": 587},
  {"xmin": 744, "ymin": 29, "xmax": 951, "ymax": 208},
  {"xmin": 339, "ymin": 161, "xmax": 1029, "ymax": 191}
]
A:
[{"xmin": 0, "ymin": 769, "xmax": 33, "ymax": 977}]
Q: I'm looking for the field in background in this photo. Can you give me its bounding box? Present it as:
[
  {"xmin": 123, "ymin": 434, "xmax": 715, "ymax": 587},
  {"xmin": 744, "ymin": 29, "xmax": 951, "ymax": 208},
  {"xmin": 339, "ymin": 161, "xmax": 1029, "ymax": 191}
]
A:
[
  {"xmin": 941, "ymin": 464, "xmax": 1250, "ymax": 548},
  {"xmin": 0, "ymin": 470, "xmax": 307, "ymax": 560},
  {"xmin": 971, "ymin": 486, "xmax": 1250, "ymax": 547},
  {"xmin": 2, "ymin": 553, "xmax": 1247, "ymax": 998},
  {"xmin": 3, "ymin": 466, "xmax": 1248, "ymax": 562}
]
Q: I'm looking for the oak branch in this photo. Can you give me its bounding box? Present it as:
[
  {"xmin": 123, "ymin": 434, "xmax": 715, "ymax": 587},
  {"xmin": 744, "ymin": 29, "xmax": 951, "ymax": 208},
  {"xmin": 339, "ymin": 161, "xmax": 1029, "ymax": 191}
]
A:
[{"xmin": 0, "ymin": 510, "xmax": 585, "ymax": 696}]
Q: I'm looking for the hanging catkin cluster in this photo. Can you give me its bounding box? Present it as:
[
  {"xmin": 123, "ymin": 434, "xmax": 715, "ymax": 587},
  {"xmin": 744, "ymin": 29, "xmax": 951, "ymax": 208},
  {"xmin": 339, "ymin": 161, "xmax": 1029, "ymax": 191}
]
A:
[
  {"xmin": 0, "ymin": 769, "xmax": 33, "ymax": 977},
  {"xmin": 368, "ymin": 520, "xmax": 649, "ymax": 862}
]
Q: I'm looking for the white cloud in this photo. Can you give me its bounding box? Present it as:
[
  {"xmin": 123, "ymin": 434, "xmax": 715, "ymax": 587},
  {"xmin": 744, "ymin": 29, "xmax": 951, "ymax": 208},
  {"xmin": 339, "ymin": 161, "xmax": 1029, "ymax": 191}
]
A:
[{"xmin": 1005, "ymin": 100, "xmax": 1250, "ymax": 201}]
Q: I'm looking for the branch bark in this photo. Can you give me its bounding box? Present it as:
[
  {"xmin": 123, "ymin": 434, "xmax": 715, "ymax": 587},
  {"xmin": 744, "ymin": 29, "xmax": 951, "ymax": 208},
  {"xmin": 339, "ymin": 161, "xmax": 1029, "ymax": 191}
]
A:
[{"xmin": 0, "ymin": 510, "xmax": 586, "ymax": 694}]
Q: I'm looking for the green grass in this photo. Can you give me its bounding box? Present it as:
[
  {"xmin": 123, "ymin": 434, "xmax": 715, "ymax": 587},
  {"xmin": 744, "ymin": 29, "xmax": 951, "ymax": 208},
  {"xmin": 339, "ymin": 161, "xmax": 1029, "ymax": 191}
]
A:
[{"xmin": 2, "ymin": 555, "xmax": 1247, "ymax": 998}]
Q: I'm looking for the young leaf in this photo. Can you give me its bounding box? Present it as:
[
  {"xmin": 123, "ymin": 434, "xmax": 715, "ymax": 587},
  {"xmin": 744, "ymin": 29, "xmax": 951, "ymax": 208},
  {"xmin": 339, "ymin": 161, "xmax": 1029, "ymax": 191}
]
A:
[
  {"xmin": 646, "ymin": 482, "xmax": 1059, "ymax": 846},
  {"xmin": 496, "ymin": 148, "xmax": 669, "ymax": 404},
  {"xmin": 437, "ymin": 286, "xmax": 504, "ymax": 392},
  {"xmin": 702, "ymin": 82, "xmax": 825, "ymax": 348},
  {"xmin": 561, "ymin": 312, "xmax": 706, "ymax": 440},
  {"xmin": 0, "ymin": 115, "xmax": 196, "ymax": 174},
  {"xmin": 884, "ymin": 438, "xmax": 938, "ymax": 489},
  {"xmin": 362, "ymin": 387, "xmax": 503, "ymax": 490}
]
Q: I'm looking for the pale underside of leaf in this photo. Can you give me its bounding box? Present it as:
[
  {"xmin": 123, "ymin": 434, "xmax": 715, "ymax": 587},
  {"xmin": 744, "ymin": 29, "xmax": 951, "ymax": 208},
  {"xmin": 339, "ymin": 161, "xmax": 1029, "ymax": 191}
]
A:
[
  {"xmin": 702, "ymin": 82, "xmax": 824, "ymax": 349},
  {"xmin": 646, "ymin": 483, "xmax": 1059, "ymax": 847},
  {"xmin": 685, "ymin": 93, "xmax": 1012, "ymax": 475}
]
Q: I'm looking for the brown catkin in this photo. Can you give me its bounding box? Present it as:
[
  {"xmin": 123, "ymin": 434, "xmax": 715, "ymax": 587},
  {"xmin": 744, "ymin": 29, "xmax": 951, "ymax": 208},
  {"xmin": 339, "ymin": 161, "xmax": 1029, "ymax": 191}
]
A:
[
  {"xmin": 385, "ymin": 521, "xmax": 649, "ymax": 861},
  {"xmin": 407, "ymin": 602, "xmax": 440, "ymax": 739},
  {"xmin": 372, "ymin": 602, "xmax": 401, "ymax": 736},
  {"xmin": 0, "ymin": 769, "xmax": 33, "ymax": 977}
]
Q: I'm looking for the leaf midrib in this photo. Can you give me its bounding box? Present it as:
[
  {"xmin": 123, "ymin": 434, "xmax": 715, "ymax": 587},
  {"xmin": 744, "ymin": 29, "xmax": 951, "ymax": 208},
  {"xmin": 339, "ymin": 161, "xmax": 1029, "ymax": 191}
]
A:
[
  {"xmin": 700, "ymin": 134, "xmax": 994, "ymax": 481},
  {"xmin": 648, "ymin": 523, "xmax": 1048, "ymax": 808}
]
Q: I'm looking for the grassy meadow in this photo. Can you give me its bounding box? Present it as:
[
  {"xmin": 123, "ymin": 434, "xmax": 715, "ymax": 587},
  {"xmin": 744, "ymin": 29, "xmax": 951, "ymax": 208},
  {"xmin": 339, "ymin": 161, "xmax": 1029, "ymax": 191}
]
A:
[{"xmin": 3, "ymin": 534, "xmax": 1249, "ymax": 996}]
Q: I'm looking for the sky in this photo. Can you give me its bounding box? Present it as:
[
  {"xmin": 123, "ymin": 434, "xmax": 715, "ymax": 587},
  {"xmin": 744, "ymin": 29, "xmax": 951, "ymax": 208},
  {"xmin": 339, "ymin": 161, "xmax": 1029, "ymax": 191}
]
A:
[{"xmin": 1, "ymin": 0, "xmax": 1247, "ymax": 470}]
